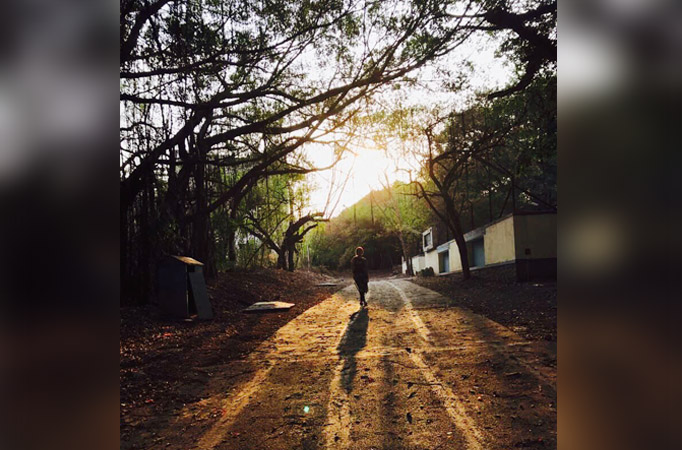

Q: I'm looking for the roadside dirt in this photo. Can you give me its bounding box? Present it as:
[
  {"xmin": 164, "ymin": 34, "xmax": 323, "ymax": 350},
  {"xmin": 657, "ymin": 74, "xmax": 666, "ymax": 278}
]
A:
[
  {"xmin": 121, "ymin": 273, "xmax": 556, "ymax": 449},
  {"xmin": 120, "ymin": 268, "xmax": 349, "ymax": 449},
  {"xmin": 411, "ymin": 264, "xmax": 557, "ymax": 342}
]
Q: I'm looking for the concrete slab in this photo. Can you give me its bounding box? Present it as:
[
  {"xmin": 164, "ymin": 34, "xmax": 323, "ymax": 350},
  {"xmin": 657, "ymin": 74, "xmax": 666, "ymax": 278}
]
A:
[{"xmin": 244, "ymin": 301, "xmax": 295, "ymax": 313}]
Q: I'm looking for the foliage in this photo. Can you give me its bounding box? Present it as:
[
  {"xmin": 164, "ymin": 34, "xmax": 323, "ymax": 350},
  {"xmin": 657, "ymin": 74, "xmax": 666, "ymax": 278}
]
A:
[
  {"xmin": 475, "ymin": 0, "xmax": 556, "ymax": 98},
  {"xmin": 309, "ymin": 182, "xmax": 432, "ymax": 270},
  {"xmin": 119, "ymin": 0, "xmax": 557, "ymax": 302},
  {"xmin": 409, "ymin": 71, "xmax": 556, "ymax": 279},
  {"xmin": 438, "ymin": 72, "xmax": 557, "ymax": 226},
  {"xmin": 120, "ymin": 0, "xmax": 497, "ymax": 303}
]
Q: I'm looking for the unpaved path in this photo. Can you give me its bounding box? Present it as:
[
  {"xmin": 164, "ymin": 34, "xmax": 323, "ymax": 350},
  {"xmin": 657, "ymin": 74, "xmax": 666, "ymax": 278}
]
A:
[{"xmin": 147, "ymin": 279, "xmax": 556, "ymax": 449}]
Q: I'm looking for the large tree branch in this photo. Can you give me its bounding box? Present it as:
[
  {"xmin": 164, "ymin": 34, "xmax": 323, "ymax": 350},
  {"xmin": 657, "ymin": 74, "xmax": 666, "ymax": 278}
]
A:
[
  {"xmin": 241, "ymin": 220, "xmax": 281, "ymax": 254},
  {"xmin": 121, "ymin": 0, "xmax": 174, "ymax": 64},
  {"xmin": 410, "ymin": 180, "xmax": 449, "ymax": 232},
  {"xmin": 120, "ymin": 109, "xmax": 208, "ymax": 209},
  {"xmin": 473, "ymin": 1, "xmax": 556, "ymax": 99},
  {"xmin": 472, "ymin": 154, "xmax": 557, "ymax": 210}
]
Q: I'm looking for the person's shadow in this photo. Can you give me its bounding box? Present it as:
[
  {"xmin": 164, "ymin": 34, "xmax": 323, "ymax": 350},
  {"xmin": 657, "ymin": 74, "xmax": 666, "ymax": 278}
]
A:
[{"xmin": 337, "ymin": 308, "xmax": 369, "ymax": 394}]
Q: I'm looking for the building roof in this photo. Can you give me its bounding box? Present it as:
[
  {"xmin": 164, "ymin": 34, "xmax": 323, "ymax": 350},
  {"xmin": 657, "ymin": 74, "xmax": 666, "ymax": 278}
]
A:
[{"xmin": 170, "ymin": 255, "xmax": 204, "ymax": 266}]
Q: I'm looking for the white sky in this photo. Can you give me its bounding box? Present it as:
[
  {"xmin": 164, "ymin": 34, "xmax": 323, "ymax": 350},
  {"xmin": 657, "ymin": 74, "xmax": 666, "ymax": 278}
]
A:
[
  {"xmin": 304, "ymin": 34, "xmax": 513, "ymax": 217},
  {"xmin": 304, "ymin": 143, "xmax": 418, "ymax": 216}
]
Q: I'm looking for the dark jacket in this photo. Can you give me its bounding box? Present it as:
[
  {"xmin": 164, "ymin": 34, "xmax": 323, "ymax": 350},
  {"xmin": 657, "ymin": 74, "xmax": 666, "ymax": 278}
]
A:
[
  {"xmin": 351, "ymin": 255, "xmax": 369, "ymax": 279},
  {"xmin": 351, "ymin": 255, "xmax": 369, "ymax": 293}
]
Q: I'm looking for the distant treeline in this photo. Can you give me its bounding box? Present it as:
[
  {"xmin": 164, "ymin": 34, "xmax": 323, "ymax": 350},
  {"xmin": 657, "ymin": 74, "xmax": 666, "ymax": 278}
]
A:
[{"xmin": 309, "ymin": 183, "xmax": 433, "ymax": 271}]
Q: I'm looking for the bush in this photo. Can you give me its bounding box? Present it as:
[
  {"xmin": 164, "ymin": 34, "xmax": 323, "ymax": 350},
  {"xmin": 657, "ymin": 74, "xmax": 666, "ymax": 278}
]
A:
[{"xmin": 418, "ymin": 267, "xmax": 435, "ymax": 277}]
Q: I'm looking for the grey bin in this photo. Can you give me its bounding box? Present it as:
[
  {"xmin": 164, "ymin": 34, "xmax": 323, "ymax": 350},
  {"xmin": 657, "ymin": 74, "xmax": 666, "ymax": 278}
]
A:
[{"xmin": 157, "ymin": 256, "xmax": 213, "ymax": 319}]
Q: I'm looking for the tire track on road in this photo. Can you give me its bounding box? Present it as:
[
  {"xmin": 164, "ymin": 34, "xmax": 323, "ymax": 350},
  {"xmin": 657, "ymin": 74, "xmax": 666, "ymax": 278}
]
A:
[
  {"xmin": 386, "ymin": 280, "xmax": 487, "ymax": 450},
  {"xmin": 386, "ymin": 281, "xmax": 432, "ymax": 345},
  {"xmin": 196, "ymin": 362, "xmax": 275, "ymax": 450},
  {"xmin": 195, "ymin": 291, "xmax": 357, "ymax": 450},
  {"xmin": 322, "ymin": 289, "xmax": 371, "ymax": 449},
  {"xmin": 402, "ymin": 280, "xmax": 555, "ymax": 388}
]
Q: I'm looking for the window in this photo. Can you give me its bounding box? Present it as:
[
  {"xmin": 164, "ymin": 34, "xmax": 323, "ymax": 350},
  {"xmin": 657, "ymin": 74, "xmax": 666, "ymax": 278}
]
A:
[
  {"xmin": 471, "ymin": 238, "xmax": 485, "ymax": 267},
  {"xmin": 422, "ymin": 228, "xmax": 433, "ymax": 251},
  {"xmin": 439, "ymin": 250, "xmax": 449, "ymax": 273}
]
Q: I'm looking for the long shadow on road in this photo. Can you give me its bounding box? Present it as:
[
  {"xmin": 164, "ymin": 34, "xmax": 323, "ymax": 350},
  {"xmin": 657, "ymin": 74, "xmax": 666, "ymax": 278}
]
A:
[{"xmin": 337, "ymin": 308, "xmax": 369, "ymax": 393}]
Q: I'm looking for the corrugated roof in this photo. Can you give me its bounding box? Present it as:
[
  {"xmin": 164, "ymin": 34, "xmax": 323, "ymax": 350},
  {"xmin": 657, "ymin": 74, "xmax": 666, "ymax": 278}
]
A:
[{"xmin": 171, "ymin": 255, "xmax": 204, "ymax": 266}]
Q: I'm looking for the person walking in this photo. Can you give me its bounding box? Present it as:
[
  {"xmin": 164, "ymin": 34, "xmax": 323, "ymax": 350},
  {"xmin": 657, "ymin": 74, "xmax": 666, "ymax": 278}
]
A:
[{"xmin": 351, "ymin": 246, "xmax": 369, "ymax": 307}]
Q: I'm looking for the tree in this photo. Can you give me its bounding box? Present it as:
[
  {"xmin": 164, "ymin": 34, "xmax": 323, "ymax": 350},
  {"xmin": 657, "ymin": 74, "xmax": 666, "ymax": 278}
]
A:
[
  {"xmin": 119, "ymin": 0, "xmax": 557, "ymax": 302},
  {"xmin": 375, "ymin": 177, "xmax": 433, "ymax": 275},
  {"xmin": 120, "ymin": 0, "xmax": 499, "ymax": 303},
  {"xmin": 461, "ymin": 0, "xmax": 557, "ymax": 99},
  {"xmin": 241, "ymin": 173, "xmax": 327, "ymax": 271},
  {"xmin": 411, "ymin": 73, "xmax": 556, "ymax": 280},
  {"xmin": 412, "ymin": 107, "xmax": 512, "ymax": 279}
]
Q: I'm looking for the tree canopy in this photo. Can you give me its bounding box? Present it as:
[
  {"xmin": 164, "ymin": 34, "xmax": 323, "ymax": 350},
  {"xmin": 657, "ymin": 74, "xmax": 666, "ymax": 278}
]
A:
[{"xmin": 120, "ymin": 0, "xmax": 557, "ymax": 302}]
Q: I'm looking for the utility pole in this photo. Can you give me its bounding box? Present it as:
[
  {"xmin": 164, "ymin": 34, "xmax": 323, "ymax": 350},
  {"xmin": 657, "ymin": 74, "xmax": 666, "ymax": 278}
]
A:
[
  {"xmin": 466, "ymin": 158, "xmax": 473, "ymax": 229},
  {"xmin": 487, "ymin": 165, "xmax": 493, "ymax": 222},
  {"xmin": 511, "ymin": 174, "xmax": 516, "ymax": 213}
]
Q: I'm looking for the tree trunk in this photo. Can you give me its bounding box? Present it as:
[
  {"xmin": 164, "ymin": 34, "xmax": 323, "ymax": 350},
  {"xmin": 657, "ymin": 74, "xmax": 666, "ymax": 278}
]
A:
[
  {"xmin": 227, "ymin": 204, "xmax": 238, "ymax": 266},
  {"xmin": 287, "ymin": 244, "xmax": 295, "ymax": 272},
  {"xmin": 398, "ymin": 234, "xmax": 413, "ymax": 275},
  {"xmin": 191, "ymin": 146, "xmax": 215, "ymax": 277},
  {"xmin": 120, "ymin": 199, "xmax": 130, "ymax": 304},
  {"xmin": 277, "ymin": 249, "xmax": 287, "ymax": 270},
  {"xmin": 453, "ymin": 232, "xmax": 471, "ymax": 280},
  {"xmin": 442, "ymin": 193, "xmax": 471, "ymax": 280},
  {"xmin": 192, "ymin": 213, "xmax": 213, "ymax": 275}
]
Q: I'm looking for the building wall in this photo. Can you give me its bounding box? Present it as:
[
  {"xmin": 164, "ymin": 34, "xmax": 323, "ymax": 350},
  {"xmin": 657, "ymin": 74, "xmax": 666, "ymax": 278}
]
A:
[
  {"xmin": 412, "ymin": 212, "xmax": 556, "ymax": 279},
  {"xmin": 411, "ymin": 255, "xmax": 425, "ymax": 273},
  {"xmin": 513, "ymin": 213, "xmax": 557, "ymax": 259},
  {"xmin": 448, "ymin": 241, "xmax": 463, "ymax": 272},
  {"xmin": 424, "ymin": 250, "xmax": 439, "ymax": 272},
  {"xmin": 484, "ymin": 215, "xmax": 516, "ymax": 264}
]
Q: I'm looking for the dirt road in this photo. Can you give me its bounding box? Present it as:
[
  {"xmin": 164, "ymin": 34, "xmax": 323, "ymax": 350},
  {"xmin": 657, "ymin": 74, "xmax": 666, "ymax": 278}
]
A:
[{"xmin": 147, "ymin": 279, "xmax": 556, "ymax": 449}]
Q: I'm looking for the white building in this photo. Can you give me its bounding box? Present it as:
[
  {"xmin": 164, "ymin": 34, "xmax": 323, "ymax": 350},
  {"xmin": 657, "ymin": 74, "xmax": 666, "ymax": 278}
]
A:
[{"xmin": 409, "ymin": 212, "xmax": 556, "ymax": 281}]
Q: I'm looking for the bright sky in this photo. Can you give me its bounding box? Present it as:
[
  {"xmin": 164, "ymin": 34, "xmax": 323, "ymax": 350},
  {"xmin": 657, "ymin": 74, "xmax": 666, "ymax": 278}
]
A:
[
  {"xmin": 304, "ymin": 34, "xmax": 513, "ymax": 217},
  {"xmin": 305, "ymin": 144, "xmax": 416, "ymax": 216}
]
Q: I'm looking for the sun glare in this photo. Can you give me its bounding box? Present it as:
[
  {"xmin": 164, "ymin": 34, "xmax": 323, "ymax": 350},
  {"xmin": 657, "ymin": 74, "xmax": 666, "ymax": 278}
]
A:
[
  {"xmin": 306, "ymin": 144, "xmax": 411, "ymax": 217},
  {"xmin": 301, "ymin": 35, "xmax": 512, "ymax": 219}
]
